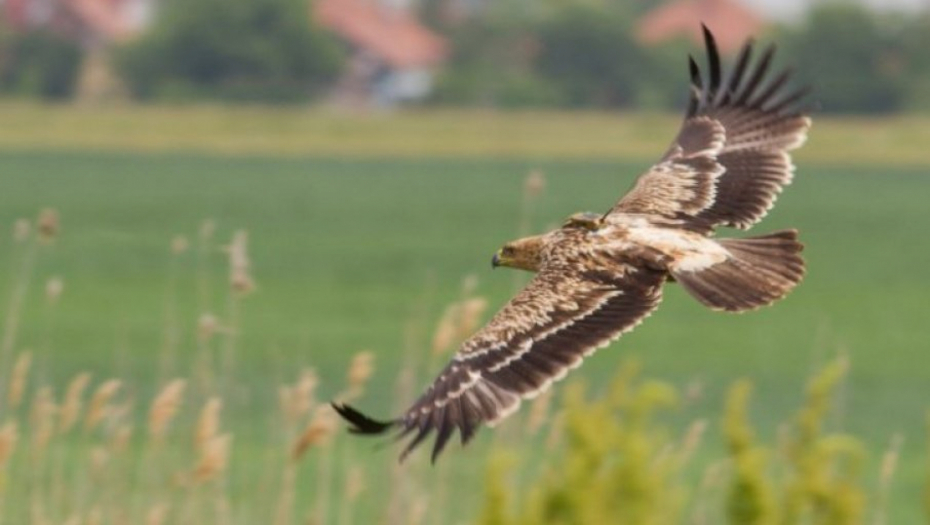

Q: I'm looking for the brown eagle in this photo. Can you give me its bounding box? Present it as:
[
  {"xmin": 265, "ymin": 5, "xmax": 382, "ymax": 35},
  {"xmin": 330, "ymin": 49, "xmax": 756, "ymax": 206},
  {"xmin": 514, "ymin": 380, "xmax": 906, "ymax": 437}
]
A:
[{"xmin": 333, "ymin": 26, "xmax": 811, "ymax": 462}]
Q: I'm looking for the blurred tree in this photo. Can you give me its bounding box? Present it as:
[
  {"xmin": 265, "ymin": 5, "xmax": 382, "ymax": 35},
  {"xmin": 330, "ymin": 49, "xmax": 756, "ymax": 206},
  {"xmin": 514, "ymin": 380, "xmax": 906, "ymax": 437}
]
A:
[
  {"xmin": 780, "ymin": 4, "xmax": 906, "ymax": 114},
  {"xmin": 0, "ymin": 28, "xmax": 83, "ymax": 100},
  {"xmin": 116, "ymin": 0, "xmax": 344, "ymax": 102},
  {"xmin": 897, "ymin": 13, "xmax": 930, "ymax": 112},
  {"xmin": 535, "ymin": 6, "xmax": 646, "ymax": 108},
  {"xmin": 431, "ymin": 17, "xmax": 562, "ymax": 108}
]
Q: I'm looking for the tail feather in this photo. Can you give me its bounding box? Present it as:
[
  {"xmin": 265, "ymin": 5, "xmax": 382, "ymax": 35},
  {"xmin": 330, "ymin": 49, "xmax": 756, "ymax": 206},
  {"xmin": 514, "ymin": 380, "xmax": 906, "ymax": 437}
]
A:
[
  {"xmin": 331, "ymin": 403, "xmax": 398, "ymax": 435},
  {"xmin": 673, "ymin": 229, "xmax": 805, "ymax": 312}
]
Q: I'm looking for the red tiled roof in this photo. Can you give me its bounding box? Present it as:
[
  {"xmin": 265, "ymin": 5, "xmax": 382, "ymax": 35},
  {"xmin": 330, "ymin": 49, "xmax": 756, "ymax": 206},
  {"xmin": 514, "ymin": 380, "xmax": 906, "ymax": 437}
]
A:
[
  {"xmin": 66, "ymin": 0, "xmax": 136, "ymax": 41},
  {"xmin": 637, "ymin": 0, "xmax": 764, "ymax": 54},
  {"xmin": 315, "ymin": 0, "xmax": 448, "ymax": 69}
]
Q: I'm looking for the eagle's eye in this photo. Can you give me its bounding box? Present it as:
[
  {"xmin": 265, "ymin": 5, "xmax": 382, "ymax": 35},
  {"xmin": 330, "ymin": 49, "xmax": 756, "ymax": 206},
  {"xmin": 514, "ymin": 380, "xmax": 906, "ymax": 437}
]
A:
[{"xmin": 501, "ymin": 246, "xmax": 515, "ymax": 256}]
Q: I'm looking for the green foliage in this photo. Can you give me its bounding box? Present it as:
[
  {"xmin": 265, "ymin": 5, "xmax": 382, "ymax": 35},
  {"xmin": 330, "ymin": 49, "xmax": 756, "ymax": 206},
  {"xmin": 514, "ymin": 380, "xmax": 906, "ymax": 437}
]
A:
[
  {"xmin": 478, "ymin": 362, "xmax": 688, "ymax": 525},
  {"xmin": 724, "ymin": 360, "xmax": 866, "ymax": 525},
  {"xmin": 0, "ymin": 28, "xmax": 83, "ymax": 99},
  {"xmin": 534, "ymin": 7, "xmax": 645, "ymax": 108},
  {"xmin": 779, "ymin": 4, "xmax": 906, "ymax": 113},
  {"xmin": 479, "ymin": 359, "xmax": 873, "ymax": 525},
  {"xmin": 724, "ymin": 380, "xmax": 776, "ymax": 525},
  {"xmin": 116, "ymin": 0, "xmax": 343, "ymax": 102}
]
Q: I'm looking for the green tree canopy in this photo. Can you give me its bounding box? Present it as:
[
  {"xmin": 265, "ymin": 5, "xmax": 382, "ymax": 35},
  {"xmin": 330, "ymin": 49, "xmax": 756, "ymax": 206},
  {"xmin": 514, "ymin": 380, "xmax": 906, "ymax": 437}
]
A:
[{"xmin": 117, "ymin": 0, "xmax": 343, "ymax": 102}]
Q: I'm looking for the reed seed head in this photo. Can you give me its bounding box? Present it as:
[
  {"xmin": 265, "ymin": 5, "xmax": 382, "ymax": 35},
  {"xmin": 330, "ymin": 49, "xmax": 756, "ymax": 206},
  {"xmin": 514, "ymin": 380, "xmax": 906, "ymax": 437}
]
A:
[
  {"xmin": 524, "ymin": 169, "xmax": 546, "ymax": 199},
  {"xmin": 12, "ymin": 218, "xmax": 31, "ymax": 242},
  {"xmin": 171, "ymin": 235, "xmax": 190, "ymax": 255},
  {"xmin": 193, "ymin": 433, "xmax": 232, "ymax": 483},
  {"xmin": 146, "ymin": 503, "xmax": 169, "ymax": 525},
  {"xmin": 199, "ymin": 219, "xmax": 216, "ymax": 241},
  {"xmin": 30, "ymin": 386, "xmax": 57, "ymax": 458},
  {"xmin": 149, "ymin": 379, "xmax": 187, "ymax": 442},
  {"xmin": 37, "ymin": 208, "xmax": 60, "ymax": 243},
  {"xmin": 197, "ymin": 313, "xmax": 219, "ymax": 343},
  {"xmin": 59, "ymin": 372, "xmax": 91, "ymax": 434},
  {"xmin": 345, "ymin": 351, "xmax": 375, "ymax": 401},
  {"xmin": 195, "ymin": 397, "xmax": 222, "ymax": 452},
  {"xmin": 85, "ymin": 379, "xmax": 122, "ymax": 432},
  {"xmin": 292, "ymin": 406, "xmax": 337, "ymax": 461},
  {"xmin": 227, "ymin": 230, "xmax": 255, "ymax": 295},
  {"xmin": 0, "ymin": 421, "xmax": 19, "ymax": 467},
  {"xmin": 8, "ymin": 351, "xmax": 32, "ymax": 410},
  {"xmin": 45, "ymin": 276, "xmax": 64, "ymax": 305}
]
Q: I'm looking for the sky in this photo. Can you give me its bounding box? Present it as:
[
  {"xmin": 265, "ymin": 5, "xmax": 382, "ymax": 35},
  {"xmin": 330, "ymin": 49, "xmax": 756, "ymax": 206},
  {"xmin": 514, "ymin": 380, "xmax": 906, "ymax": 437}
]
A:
[{"xmin": 743, "ymin": 0, "xmax": 928, "ymax": 20}]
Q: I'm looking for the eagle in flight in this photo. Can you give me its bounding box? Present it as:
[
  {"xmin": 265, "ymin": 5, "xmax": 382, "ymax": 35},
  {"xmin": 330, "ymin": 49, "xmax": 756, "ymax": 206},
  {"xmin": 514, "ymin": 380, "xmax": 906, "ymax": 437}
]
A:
[{"xmin": 333, "ymin": 26, "xmax": 811, "ymax": 462}]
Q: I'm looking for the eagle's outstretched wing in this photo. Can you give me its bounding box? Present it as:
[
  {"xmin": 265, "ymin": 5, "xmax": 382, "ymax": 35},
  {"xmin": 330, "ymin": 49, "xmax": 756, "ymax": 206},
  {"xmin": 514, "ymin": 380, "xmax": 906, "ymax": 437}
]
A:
[
  {"xmin": 334, "ymin": 258, "xmax": 666, "ymax": 462},
  {"xmin": 610, "ymin": 25, "xmax": 811, "ymax": 232}
]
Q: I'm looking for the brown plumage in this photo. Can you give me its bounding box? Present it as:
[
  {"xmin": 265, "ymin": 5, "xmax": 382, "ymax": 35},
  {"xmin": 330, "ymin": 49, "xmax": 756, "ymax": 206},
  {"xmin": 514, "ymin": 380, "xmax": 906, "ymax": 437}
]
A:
[{"xmin": 333, "ymin": 25, "xmax": 811, "ymax": 462}]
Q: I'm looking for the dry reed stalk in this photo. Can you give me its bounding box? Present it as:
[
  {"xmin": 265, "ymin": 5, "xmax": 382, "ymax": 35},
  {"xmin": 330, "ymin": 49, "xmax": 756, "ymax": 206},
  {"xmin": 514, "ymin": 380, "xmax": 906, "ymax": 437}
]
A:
[
  {"xmin": 197, "ymin": 219, "xmax": 216, "ymax": 310},
  {"xmin": 59, "ymin": 373, "xmax": 91, "ymax": 434},
  {"xmin": 220, "ymin": 230, "xmax": 253, "ymax": 391},
  {"xmin": 337, "ymin": 465, "xmax": 365, "ymax": 525},
  {"xmin": 7, "ymin": 351, "xmax": 32, "ymax": 410},
  {"xmin": 44, "ymin": 277, "xmax": 64, "ymax": 306},
  {"xmin": 89, "ymin": 446, "xmax": 109, "ymax": 481},
  {"xmin": 197, "ymin": 313, "xmax": 220, "ymax": 344},
  {"xmin": 148, "ymin": 379, "xmax": 186, "ymax": 443},
  {"xmin": 341, "ymin": 351, "xmax": 374, "ymax": 402},
  {"xmin": 171, "ymin": 235, "xmax": 190, "ymax": 255},
  {"xmin": 273, "ymin": 464, "xmax": 296, "ymax": 525},
  {"xmin": 873, "ymin": 433, "xmax": 904, "ymax": 525},
  {"xmin": 29, "ymin": 386, "xmax": 57, "ymax": 460},
  {"xmin": 512, "ymin": 170, "xmax": 546, "ymax": 293},
  {"xmin": 430, "ymin": 303, "xmax": 459, "ymax": 357},
  {"xmin": 292, "ymin": 406, "xmax": 337, "ymax": 462},
  {"xmin": 0, "ymin": 421, "xmax": 18, "ymax": 467},
  {"xmin": 455, "ymin": 297, "xmax": 487, "ymax": 342},
  {"xmin": 12, "ymin": 219, "xmax": 30, "ymax": 242},
  {"xmin": 407, "ymin": 496, "xmax": 430, "ymax": 525},
  {"xmin": 279, "ymin": 369, "xmax": 318, "ymax": 428},
  {"xmin": 195, "ymin": 397, "xmax": 222, "ymax": 452},
  {"xmin": 84, "ymin": 380, "xmax": 121, "ymax": 432},
  {"xmin": 690, "ymin": 461, "xmax": 728, "ymax": 525},
  {"xmin": 36, "ymin": 208, "xmax": 59, "ymax": 244},
  {"xmin": 85, "ymin": 506, "xmax": 102, "ymax": 525},
  {"xmin": 227, "ymin": 230, "xmax": 255, "ymax": 296},
  {"xmin": 0, "ymin": 218, "xmax": 39, "ymax": 376},
  {"xmin": 146, "ymin": 503, "xmax": 169, "ymax": 525},
  {"xmin": 194, "ymin": 312, "xmax": 220, "ymax": 394},
  {"xmin": 526, "ymin": 387, "xmax": 554, "ymax": 437},
  {"xmin": 305, "ymin": 406, "xmax": 340, "ymax": 525},
  {"xmin": 192, "ymin": 433, "xmax": 232, "ymax": 483},
  {"xmin": 678, "ymin": 419, "xmax": 708, "ymax": 467},
  {"xmin": 110, "ymin": 424, "xmax": 133, "ymax": 455}
]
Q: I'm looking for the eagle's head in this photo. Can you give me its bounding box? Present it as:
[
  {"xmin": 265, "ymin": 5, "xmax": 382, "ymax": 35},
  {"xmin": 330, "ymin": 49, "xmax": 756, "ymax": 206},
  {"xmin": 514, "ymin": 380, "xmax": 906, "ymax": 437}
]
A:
[{"xmin": 492, "ymin": 234, "xmax": 547, "ymax": 272}]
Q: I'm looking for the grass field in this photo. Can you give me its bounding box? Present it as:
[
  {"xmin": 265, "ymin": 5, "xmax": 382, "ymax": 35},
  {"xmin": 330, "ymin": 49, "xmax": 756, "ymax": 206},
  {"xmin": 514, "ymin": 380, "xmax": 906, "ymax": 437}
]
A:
[{"xmin": 0, "ymin": 106, "xmax": 929, "ymax": 523}]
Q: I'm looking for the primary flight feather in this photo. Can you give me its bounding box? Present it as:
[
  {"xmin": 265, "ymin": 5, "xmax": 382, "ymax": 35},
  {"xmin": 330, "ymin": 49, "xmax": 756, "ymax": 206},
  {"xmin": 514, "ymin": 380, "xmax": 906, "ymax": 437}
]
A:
[{"xmin": 333, "ymin": 25, "xmax": 811, "ymax": 462}]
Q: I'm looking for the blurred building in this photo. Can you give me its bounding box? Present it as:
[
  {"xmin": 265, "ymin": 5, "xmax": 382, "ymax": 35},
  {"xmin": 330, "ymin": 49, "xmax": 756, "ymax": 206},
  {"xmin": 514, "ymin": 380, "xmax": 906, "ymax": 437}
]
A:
[
  {"xmin": 314, "ymin": 0, "xmax": 449, "ymax": 107},
  {"xmin": 3, "ymin": 0, "xmax": 150, "ymax": 45},
  {"xmin": 3, "ymin": 0, "xmax": 151, "ymax": 100},
  {"xmin": 637, "ymin": 0, "xmax": 764, "ymax": 53}
]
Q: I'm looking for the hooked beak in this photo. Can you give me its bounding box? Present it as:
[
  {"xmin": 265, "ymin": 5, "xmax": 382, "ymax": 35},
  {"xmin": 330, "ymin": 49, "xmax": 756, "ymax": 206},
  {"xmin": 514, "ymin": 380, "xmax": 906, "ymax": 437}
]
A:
[{"xmin": 491, "ymin": 251, "xmax": 501, "ymax": 269}]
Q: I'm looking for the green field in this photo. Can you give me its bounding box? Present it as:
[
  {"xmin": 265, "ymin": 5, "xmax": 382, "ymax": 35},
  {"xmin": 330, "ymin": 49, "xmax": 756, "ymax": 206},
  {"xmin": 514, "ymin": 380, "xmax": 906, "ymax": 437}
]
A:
[{"xmin": 1, "ymin": 108, "xmax": 929, "ymax": 523}]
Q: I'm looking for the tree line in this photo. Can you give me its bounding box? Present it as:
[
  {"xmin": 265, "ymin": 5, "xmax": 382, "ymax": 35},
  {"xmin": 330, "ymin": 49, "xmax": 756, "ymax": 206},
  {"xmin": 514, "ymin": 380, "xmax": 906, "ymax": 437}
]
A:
[{"xmin": 1, "ymin": 0, "xmax": 928, "ymax": 113}]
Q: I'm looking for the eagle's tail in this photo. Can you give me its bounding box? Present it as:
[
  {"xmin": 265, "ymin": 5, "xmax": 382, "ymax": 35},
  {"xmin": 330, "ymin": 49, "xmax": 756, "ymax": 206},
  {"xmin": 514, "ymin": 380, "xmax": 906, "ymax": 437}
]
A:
[{"xmin": 673, "ymin": 229, "xmax": 805, "ymax": 312}]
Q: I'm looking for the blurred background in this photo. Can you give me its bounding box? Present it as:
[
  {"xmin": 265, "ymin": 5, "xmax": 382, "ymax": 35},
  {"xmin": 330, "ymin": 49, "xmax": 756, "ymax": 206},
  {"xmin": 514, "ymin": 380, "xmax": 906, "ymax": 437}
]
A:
[
  {"xmin": 0, "ymin": 0, "xmax": 929, "ymax": 111},
  {"xmin": 0, "ymin": 0, "xmax": 929, "ymax": 524}
]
